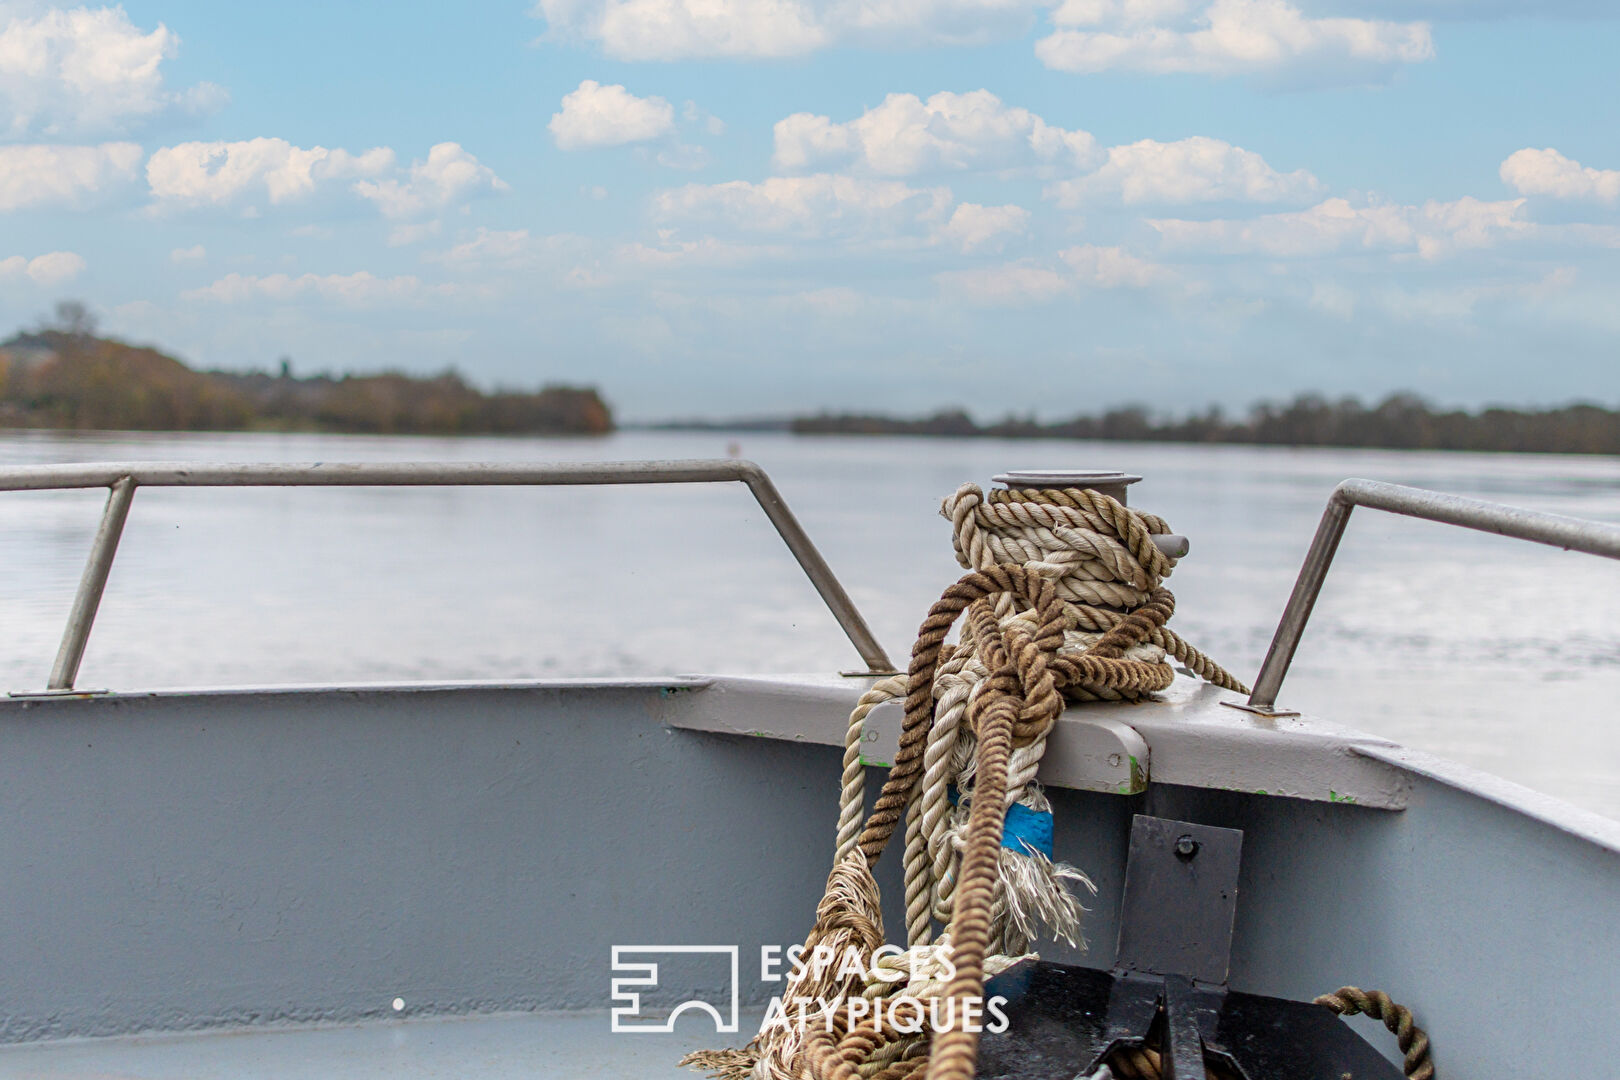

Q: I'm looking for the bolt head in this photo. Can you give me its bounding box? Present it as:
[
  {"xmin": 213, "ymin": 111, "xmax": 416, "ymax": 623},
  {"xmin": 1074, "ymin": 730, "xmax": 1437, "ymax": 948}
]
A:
[{"xmin": 1174, "ymin": 834, "xmax": 1199, "ymax": 858}]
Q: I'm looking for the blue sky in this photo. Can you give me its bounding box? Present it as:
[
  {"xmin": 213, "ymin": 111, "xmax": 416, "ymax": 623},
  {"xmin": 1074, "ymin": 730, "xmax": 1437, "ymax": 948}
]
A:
[{"xmin": 1, "ymin": 0, "xmax": 1616, "ymax": 420}]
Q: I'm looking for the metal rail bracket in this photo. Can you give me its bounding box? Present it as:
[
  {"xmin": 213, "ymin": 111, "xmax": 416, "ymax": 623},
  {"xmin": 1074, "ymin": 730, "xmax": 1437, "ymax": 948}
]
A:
[{"xmin": 1116, "ymin": 815, "xmax": 1243, "ymax": 987}]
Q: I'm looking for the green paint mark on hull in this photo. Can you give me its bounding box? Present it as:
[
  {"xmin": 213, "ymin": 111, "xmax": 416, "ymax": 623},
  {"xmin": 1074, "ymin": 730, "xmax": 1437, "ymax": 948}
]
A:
[{"xmin": 1112, "ymin": 754, "xmax": 1147, "ymax": 795}]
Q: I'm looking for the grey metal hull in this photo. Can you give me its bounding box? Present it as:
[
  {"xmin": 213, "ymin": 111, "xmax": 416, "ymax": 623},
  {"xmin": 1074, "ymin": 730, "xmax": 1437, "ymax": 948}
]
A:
[{"xmin": 1, "ymin": 676, "xmax": 1615, "ymax": 1077}]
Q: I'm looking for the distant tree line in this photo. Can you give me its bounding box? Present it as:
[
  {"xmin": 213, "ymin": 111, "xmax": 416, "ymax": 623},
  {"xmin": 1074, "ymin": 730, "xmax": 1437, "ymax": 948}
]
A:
[
  {"xmin": 211, "ymin": 367, "xmax": 612, "ymax": 436},
  {"xmin": 792, "ymin": 394, "xmax": 1620, "ymax": 455},
  {"xmin": 0, "ymin": 307, "xmax": 612, "ymax": 436}
]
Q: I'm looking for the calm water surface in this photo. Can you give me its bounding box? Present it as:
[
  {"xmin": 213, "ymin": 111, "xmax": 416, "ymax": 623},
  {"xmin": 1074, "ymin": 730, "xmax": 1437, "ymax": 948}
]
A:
[{"xmin": 4, "ymin": 429, "xmax": 1619, "ymax": 819}]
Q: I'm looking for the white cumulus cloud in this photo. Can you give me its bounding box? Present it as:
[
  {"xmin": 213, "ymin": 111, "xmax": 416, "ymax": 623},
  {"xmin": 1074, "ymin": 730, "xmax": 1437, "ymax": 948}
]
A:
[
  {"xmin": 653, "ymin": 173, "xmax": 953, "ymax": 239},
  {"xmin": 181, "ymin": 270, "xmax": 479, "ymax": 307},
  {"xmin": 532, "ymin": 0, "xmax": 1042, "ymax": 60},
  {"xmin": 532, "ymin": 0, "xmax": 1432, "ymax": 79},
  {"xmin": 936, "ymin": 259, "xmax": 1073, "ymax": 305},
  {"xmin": 1035, "ymin": 0, "xmax": 1433, "ymax": 82},
  {"xmin": 428, "ymin": 227, "xmax": 593, "ymax": 272},
  {"xmin": 353, "ymin": 142, "xmax": 508, "ymax": 219},
  {"xmin": 387, "ymin": 221, "xmax": 441, "ymax": 246},
  {"xmin": 434, "ymin": 227, "xmax": 544, "ymax": 268},
  {"xmin": 774, "ymin": 90, "xmax": 1097, "ymax": 176},
  {"xmin": 535, "ymin": 0, "xmax": 827, "ymax": 59},
  {"xmin": 0, "ymin": 249, "xmax": 86, "ymax": 284},
  {"xmin": 939, "ymin": 202, "xmax": 1029, "ymax": 250},
  {"xmin": 1047, "ymin": 135, "xmax": 1320, "ymax": 205},
  {"xmin": 0, "ymin": 141, "xmax": 141, "ymax": 210},
  {"xmin": 937, "ymin": 243, "xmax": 1170, "ymax": 304},
  {"xmin": 1059, "ymin": 243, "xmax": 1172, "ymax": 286},
  {"xmin": 147, "ymin": 138, "xmax": 394, "ymax": 208},
  {"xmin": 614, "ymin": 235, "xmax": 784, "ymax": 267},
  {"xmin": 1149, "ymin": 195, "xmax": 1529, "ymax": 259},
  {"xmin": 168, "ymin": 243, "xmax": 204, "ymax": 261},
  {"xmin": 1500, "ymin": 148, "xmax": 1620, "ymax": 205},
  {"xmin": 550, "ymin": 79, "xmax": 676, "ymax": 149},
  {"xmin": 0, "ymin": 4, "xmax": 225, "ymax": 136}
]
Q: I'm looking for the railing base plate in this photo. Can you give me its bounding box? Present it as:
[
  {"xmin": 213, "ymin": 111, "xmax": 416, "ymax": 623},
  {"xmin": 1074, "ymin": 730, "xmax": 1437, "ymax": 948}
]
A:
[{"xmin": 1220, "ymin": 701, "xmax": 1301, "ymax": 719}]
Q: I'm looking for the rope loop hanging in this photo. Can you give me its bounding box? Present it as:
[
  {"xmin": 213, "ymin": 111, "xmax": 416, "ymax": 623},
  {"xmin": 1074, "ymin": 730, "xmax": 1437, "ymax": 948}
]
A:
[{"xmin": 855, "ymin": 564, "xmax": 1070, "ymax": 867}]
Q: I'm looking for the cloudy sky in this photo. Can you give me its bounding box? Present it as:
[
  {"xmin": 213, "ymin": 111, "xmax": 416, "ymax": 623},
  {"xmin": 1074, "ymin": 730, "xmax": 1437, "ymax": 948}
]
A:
[{"xmin": 1, "ymin": 0, "xmax": 1616, "ymax": 419}]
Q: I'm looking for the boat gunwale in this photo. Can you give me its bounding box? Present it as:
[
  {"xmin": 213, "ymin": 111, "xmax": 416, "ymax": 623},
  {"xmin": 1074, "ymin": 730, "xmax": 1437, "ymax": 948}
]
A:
[{"xmin": 6, "ymin": 672, "xmax": 1617, "ymax": 855}]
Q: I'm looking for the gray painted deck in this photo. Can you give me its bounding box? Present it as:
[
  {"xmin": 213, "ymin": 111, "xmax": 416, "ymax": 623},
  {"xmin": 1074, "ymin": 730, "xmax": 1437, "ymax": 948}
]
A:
[{"xmin": 0, "ymin": 1009, "xmax": 749, "ymax": 1079}]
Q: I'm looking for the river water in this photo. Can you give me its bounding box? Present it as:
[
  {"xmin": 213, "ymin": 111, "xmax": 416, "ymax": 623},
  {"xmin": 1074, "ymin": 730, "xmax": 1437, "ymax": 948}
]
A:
[{"xmin": 4, "ymin": 429, "xmax": 1619, "ymax": 820}]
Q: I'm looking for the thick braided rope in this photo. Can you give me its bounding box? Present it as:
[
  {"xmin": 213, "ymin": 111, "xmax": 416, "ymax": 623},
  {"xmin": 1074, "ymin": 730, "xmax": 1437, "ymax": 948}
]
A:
[
  {"xmin": 853, "ymin": 566, "xmax": 1068, "ymax": 867},
  {"xmin": 911, "ymin": 484, "xmax": 1245, "ymax": 956},
  {"xmin": 915, "ymin": 660, "xmax": 977, "ymax": 934},
  {"xmin": 924, "ymin": 600, "xmax": 1067, "ymax": 1080},
  {"xmin": 795, "ymin": 940, "xmax": 1029, "ymax": 1080},
  {"xmin": 842, "ymin": 575, "xmax": 1072, "ymax": 1080},
  {"xmin": 907, "ymin": 651, "xmax": 978, "ymax": 944},
  {"xmin": 911, "ymin": 587, "xmax": 1177, "ymax": 950},
  {"xmin": 822, "ymin": 511, "xmax": 1252, "ymax": 1079},
  {"xmin": 943, "ymin": 484, "xmax": 1247, "ymax": 697},
  {"xmin": 924, "ymin": 691, "xmax": 1018, "ymax": 1080},
  {"xmin": 902, "ymin": 787, "xmax": 931, "ymax": 945},
  {"xmin": 838, "ymin": 675, "xmax": 910, "ymax": 864},
  {"xmin": 912, "ymin": 652, "xmax": 1084, "ymax": 946},
  {"xmin": 1315, "ymin": 987, "xmax": 1435, "ymax": 1080},
  {"xmin": 742, "ymin": 852, "xmax": 890, "ymax": 1080},
  {"xmin": 800, "ymin": 570, "xmax": 1074, "ymax": 1080},
  {"xmin": 1084, "ymin": 987, "xmax": 1437, "ymax": 1080}
]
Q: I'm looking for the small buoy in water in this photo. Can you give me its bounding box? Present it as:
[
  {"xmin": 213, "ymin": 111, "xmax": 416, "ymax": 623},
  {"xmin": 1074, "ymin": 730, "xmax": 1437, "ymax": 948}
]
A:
[
  {"xmin": 392, "ymin": 997, "xmax": 405, "ymax": 1012},
  {"xmin": 726, "ymin": 441, "xmax": 741, "ymax": 458}
]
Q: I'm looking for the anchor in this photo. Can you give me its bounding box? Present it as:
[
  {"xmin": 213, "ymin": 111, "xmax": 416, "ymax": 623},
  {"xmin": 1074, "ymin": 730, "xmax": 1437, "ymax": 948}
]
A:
[{"xmin": 976, "ymin": 814, "xmax": 1404, "ymax": 1080}]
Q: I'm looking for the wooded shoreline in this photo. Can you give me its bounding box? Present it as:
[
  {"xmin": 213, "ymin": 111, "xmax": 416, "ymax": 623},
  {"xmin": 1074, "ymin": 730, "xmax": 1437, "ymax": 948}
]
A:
[
  {"xmin": 0, "ymin": 327, "xmax": 613, "ymax": 436},
  {"xmin": 661, "ymin": 395, "xmax": 1620, "ymax": 455},
  {"xmin": 4, "ymin": 313, "xmax": 1612, "ymax": 453}
]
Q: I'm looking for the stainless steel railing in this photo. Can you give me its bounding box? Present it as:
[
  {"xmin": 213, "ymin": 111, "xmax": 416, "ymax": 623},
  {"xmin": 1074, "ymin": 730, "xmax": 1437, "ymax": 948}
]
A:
[
  {"xmin": 0, "ymin": 459, "xmax": 899, "ymax": 691},
  {"xmin": 1241, "ymin": 478, "xmax": 1620, "ymax": 714}
]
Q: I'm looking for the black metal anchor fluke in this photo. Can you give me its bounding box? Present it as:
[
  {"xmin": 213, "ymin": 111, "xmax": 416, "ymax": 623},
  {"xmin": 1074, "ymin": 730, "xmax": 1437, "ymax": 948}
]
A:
[{"xmin": 975, "ymin": 814, "xmax": 1403, "ymax": 1080}]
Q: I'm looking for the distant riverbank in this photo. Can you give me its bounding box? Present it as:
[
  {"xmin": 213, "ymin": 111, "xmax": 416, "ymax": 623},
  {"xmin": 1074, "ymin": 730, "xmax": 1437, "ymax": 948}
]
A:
[
  {"xmin": 653, "ymin": 394, "xmax": 1620, "ymax": 455},
  {"xmin": 0, "ymin": 322, "xmax": 611, "ymax": 437}
]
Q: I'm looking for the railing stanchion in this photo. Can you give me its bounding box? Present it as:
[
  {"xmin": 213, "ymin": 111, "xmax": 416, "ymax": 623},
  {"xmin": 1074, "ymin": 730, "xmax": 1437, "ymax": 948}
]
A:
[
  {"xmin": 48, "ymin": 476, "xmax": 137, "ymax": 691},
  {"xmin": 738, "ymin": 464, "xmax": 896, "ymax": 674},
  {"xmin": 1245, "ymin": 494, "xmax": 1354, "ymax": 712},
  {"xmin": 1234, "ymin": 477, "xmax": 1620, "ymax": 716}
]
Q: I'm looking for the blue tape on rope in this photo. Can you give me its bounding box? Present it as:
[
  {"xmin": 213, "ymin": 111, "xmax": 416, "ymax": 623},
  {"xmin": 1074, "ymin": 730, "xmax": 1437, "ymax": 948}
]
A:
[
  {"xmin": 1002, "ymin": 802, "xmax": 1055, "ymax": 858},
  {"xmin": 947, "ymin": 786, "xmax": 1055, "ymax": 859}
]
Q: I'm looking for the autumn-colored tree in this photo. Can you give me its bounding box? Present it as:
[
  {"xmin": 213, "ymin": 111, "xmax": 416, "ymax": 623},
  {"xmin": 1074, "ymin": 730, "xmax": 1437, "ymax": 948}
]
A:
[
  {"xmin": 0, "ymin": 322, "xmax": 615, "ymax": 436},
  {"xmin": 5, "ymin": 332, "xmax": 254, "ymax": 431}
]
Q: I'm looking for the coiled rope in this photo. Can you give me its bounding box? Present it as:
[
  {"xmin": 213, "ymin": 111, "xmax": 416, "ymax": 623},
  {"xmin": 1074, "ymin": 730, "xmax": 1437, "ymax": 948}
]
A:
[
  {"xmin": 683, "ymin": 483, "xmax": 1434, "ymax": 1080},
  {"xmin": 898, "ymin": 485, "xmax": 1246, "ymax": 959},
  {"xmin": 1315, "ymin": 987, "xmax": 1435, "ymax": 1080},
  {"xmin": 942, "ymin": 484, "xmax": 1245, "ymax": 698},
  {"xmin": 1072, "ymin": 986, "xmax": 1434, "ymax": 1080}
]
